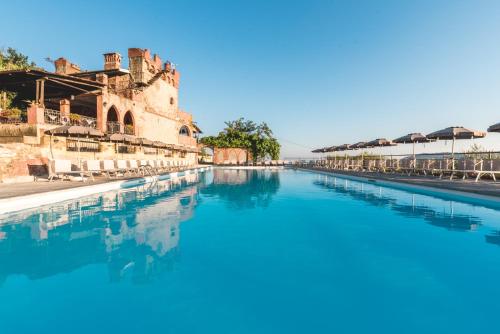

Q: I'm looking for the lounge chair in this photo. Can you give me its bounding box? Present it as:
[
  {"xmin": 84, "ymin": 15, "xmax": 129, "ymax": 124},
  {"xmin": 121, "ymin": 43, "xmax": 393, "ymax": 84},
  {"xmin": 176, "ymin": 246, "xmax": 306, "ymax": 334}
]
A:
[
  {"xmin": 138, "ymin": 160, "xmax": 153, "ymax": 175},
  {"xmin": 148, "ymin": 160, "xmax": 158, "ymax": 174},
  {"xmin": 83, "ymin": 160, "xmax": 102, "ymax": 177},
  {"xmin": 101, "ymin": 160, "xmax": 119, "ymax": 178},
  {"xmin": 128, "ymin": 160, "xmax": 140, "ymax": 175},
  {"xmin": 375, "ymin": 159, "xmax": 387, "ymax": 173},
  {"xmin": 114, "ymin": 160, "xmax": 130, "ymax": 176},
  {"xmin": 476, "ymin": 159, "xmax": 500, "ymax": 181},
  {"xmin": 48, "ymin": 159, "xmax": 93, "ymax": 182},
  {"xmin": 398, "ymin": 159, "xmax": 412, "ymax": 175},
  {"xmin": 386, "ymin": 159, "xmax": 399, "ymax": 173},
  {"xmin": 456, "ymin": 159, "xmax": 482, "ymax": 181}
]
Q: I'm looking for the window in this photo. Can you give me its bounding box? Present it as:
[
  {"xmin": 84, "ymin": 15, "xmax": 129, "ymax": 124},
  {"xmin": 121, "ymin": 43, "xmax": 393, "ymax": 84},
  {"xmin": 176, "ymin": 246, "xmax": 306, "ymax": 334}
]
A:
[
  {"xmin": 179, "ymin": 126, "xmax": 190, "ymax": 136},
  {"xmin": 170, "ymin": 97, "xmax": 175, "ymax": 105}
]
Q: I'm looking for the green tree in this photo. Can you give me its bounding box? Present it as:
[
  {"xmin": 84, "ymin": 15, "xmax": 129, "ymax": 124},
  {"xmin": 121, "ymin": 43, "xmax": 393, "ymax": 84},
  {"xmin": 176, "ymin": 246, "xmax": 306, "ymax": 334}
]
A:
[
  {"xmin": 0, "ymin": 47, "xmax": 37, "ymax": 113},
  {"xmin": 200, "ymin": 117, "xmax": 281, "ymax": 161},
  {"xmin": 0, "ymin": 47, "xmax": 36, "ymax": 71}
]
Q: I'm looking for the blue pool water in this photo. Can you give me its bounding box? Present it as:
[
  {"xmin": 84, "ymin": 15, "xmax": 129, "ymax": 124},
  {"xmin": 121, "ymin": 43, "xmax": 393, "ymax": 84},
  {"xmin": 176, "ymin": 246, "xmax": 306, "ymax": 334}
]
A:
[{"xmin": 1, "ymin": 168, "xmax": 500, "ymax": 333}]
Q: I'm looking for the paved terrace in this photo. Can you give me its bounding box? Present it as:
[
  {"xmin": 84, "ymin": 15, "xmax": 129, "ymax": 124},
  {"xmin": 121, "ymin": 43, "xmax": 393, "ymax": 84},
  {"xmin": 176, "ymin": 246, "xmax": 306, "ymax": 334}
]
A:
[
  {"xmin": 0, "ymin": 167, "xmax": 202, "ymax": 200},
  {"xmin": 304, "ymin": 167, "xmax": 500, "ymax": 199}
]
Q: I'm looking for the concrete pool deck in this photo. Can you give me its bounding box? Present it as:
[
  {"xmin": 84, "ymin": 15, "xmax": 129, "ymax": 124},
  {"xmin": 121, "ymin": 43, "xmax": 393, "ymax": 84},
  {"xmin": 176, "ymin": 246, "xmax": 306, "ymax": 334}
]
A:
[
  {"xmin": 0, "ymin": 166, "xmax": 211, "ymax": 215},
  {"xmin": 302, "ymin": 167, "xmax": 500, "ymax": 199}
]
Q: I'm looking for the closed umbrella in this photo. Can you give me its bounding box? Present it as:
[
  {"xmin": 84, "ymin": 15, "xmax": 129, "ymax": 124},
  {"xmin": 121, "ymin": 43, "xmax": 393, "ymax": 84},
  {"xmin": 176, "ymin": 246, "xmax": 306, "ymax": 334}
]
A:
[{"xmin": 426, "ymin": 126, "xmax": 486, "ymax": 160}]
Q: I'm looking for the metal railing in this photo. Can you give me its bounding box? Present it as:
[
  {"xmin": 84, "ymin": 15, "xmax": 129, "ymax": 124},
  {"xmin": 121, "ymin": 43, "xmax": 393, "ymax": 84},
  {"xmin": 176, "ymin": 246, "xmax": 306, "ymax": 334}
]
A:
[
  {"xmin": 44, "ymin": 108, "xmax": 65, "ymax": 125},
  {"xmin": 124, "ymin": 124, "xmax": 134, "ymax": 135},
  {"xmin": 106, "ymin": 121, "xmax": 121, "ymax": 134},
  {"xmin": 71, "ymin": 115, "xmax": 97, "ymax": 128},
  {"xmin": 297, "ymin": 154, "xmax": 500, "ymax": 181},
  {"xmin": 43, "ymin": 109, "xmax": 98, "ymax": 128}
]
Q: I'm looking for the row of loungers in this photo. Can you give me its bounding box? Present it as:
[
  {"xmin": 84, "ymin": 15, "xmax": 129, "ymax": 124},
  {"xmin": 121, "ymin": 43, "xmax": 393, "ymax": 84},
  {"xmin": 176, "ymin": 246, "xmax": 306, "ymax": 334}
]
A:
[
  {"xmin": 300, "ymin": 158, "xmax": 500, "ymax": 182},
  {"xmin": 47, "ymin": 159, "xmax": 195, "ymax": 182},
  {"xmin": 221, "ymin": 160, "xmax": 292, "ymax": 166}
]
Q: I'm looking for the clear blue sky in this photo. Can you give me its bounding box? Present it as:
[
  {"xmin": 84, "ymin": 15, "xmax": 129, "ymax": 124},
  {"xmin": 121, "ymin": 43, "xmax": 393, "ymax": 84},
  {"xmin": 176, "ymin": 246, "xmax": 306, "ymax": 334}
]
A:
[{"xmin": 1, "ymin": 0, "xmax": 500, "ymax": 157}]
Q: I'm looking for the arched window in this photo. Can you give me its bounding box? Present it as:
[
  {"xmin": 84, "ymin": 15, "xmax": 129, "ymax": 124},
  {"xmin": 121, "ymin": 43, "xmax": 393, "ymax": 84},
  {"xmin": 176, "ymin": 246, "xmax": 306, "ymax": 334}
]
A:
[
  {"xmin": 123, "ymin": 111, "xmax": 134, "ymax": 135},
  {"xmin": 179, "ymin": 125, "xmax": 190, "ymax": 136},
  {"xmin": 106, "ymin": 106, "xmax": 119, "ymax": 133},
  {"xmin": 170, "ymin": 97, "xmax": 175, "ymax": 105}
]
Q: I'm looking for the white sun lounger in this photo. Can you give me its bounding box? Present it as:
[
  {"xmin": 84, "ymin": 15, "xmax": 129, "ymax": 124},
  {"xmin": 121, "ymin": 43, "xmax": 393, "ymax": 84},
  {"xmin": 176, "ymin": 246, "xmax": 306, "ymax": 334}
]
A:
[{"xmin": 48, "ymin": 159, "xmax": 94, "ymax": 182}]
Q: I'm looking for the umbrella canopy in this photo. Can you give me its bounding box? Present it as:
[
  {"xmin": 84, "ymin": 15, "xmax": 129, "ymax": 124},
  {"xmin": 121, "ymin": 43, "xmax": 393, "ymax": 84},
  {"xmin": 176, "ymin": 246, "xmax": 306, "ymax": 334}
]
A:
[
  {"xmin": 45, "ymin": 125, "xmax": 103, "ymax": 137},
  {"xmin": 138, "ymin": 138, "xmax": 154, "ymax": 146},
  {"xmin": 173, "ymin": 144, "xmax": 188, "ymax": 151},
  {"xmin": 324, "ymin": 146, "xmax": 337, "ymax": 152},
  {"xmin": 487, "ymin": 122, "xmax": 500, "ymax": 133},
  {"xmin": 365, "ymin": 138, "xmax": 396, "ymax": 147},
  {"xmin": 393, "ymin": 133, "xmax": 430, "ymax": 144},
  {"xmin": 335, "ymin": 144, "xmax": 352, "ymax": 151},
  {"xmin": 105, "ymin": 133, "xmax": 139, "ymax": 144},
  {"xmin": 427, "ymin": 126, "xmax": 486, "ymax": 163},
  {"xmin": 153, "ymin": 141, "xmax": 167, "ymax": 148},
  {"xmin": 351, "ymin": 142, "xmax": 367, "ymax": 149},
  {"xmin": 426, "ymin": 126, "xmax": 486, "ymax": 140}
]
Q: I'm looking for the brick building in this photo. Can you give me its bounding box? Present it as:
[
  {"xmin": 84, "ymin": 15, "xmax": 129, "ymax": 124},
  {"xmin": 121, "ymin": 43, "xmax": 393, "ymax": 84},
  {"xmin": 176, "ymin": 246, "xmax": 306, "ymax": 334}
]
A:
[{"xmin": 0, "ymin": 48, "xmax": 202, "ymax": 182}]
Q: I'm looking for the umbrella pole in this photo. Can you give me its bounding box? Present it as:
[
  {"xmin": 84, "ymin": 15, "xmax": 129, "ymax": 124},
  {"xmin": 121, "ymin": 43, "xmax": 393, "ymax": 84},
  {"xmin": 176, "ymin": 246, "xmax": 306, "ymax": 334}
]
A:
[
  {"xmin": 451, "ymin": 136, "xmax": 456, "ymax": 171},
  {"xmin": 78, "ymin": 136, "xmax": 82, "ymax": 171},
  {"xmin": 50, "ymin": 134, "xmax": 54, "ymax": 160},
  {"xmin": 413, "ymin": 141, "xmax": 416, "ymax": 172}
]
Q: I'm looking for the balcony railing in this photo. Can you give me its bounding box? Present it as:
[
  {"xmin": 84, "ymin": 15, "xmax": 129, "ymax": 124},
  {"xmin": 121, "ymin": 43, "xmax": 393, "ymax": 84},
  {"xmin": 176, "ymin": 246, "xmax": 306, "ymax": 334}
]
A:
[
  {"xmin": 43, "ymin": 109, "xmax": 97, "ymax": 128},
  {"xmin": 124, "ymin": 124, "xmax": 134, "ymax": 135},
  {"xmin": 44, "ymin": 108, "xmax": 64, "ymax": 125},
  {"xmin": 71, "ymin": 115, "xmax": 97, "ymax": 128},
  {"xmin": 106, "ymin": 121, "xmax": 121, "ymax": 134}
]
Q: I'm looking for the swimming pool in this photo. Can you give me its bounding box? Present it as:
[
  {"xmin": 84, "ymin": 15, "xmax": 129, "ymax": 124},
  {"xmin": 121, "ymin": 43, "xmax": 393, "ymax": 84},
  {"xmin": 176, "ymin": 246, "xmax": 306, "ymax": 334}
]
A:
[{"xmin": 1, "ymin": 168, "xmax": 500, "ymax": 333}]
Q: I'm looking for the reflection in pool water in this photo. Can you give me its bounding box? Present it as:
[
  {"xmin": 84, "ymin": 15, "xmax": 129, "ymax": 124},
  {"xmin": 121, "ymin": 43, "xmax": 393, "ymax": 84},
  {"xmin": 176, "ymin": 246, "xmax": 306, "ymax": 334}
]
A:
[
  {"xmin": 201, "ymin": 168, "xmax": 280, "ymax": 209},
  {"xmin": 312, "ymin": 174, "xmax": 500, "ymax": 246},
  {"xmin": 0, "ymin": 174, "xmax": 201, "ymax": 285},
  {"xmin": 1, "ymin": 169, "xmax": 500, "ymax": 334}
]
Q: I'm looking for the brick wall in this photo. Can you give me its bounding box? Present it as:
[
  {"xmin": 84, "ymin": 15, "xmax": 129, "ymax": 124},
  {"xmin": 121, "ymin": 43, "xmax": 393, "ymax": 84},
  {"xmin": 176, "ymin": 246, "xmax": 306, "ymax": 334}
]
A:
[{"xmin": 213, "ymin": 148, "xmax": 250, "ymax": 165}]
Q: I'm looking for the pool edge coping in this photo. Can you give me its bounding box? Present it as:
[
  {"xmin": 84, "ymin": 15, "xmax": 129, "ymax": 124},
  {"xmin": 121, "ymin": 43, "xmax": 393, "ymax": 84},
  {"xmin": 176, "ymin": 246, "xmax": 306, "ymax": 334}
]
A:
[{"xmin": 0, "ymin": 166, "xmax": 212, "ymax": 215}]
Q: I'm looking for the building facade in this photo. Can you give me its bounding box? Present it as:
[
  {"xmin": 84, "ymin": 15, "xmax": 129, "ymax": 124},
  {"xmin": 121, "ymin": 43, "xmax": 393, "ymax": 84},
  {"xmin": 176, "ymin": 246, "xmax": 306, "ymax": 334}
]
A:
[{"xmin": 0, "ymin": 48, "xmax": 202, "ymax": 182}]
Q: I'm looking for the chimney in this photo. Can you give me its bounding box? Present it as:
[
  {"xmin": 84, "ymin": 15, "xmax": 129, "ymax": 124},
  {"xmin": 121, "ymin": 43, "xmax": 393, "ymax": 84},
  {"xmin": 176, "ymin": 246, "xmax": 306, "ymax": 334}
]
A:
[
  {"xmin": 153, "ymin": 54, "xmax": 162, "ymax": 70},
  {"xmin": 103, "ymin": 53, "xmax": 122, "ymax": 70},
  {"xmin": 164, "ymin": 61, "xmax": 172, "ymax": 72},
  {"xmin": 54, "ymin": 57, "xmax": 81, "ymax": 75}
]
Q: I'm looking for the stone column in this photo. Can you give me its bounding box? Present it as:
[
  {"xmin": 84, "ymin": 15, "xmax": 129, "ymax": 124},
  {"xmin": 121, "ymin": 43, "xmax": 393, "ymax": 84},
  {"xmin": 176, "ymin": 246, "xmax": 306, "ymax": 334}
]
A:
[
  {"xmin": 59, "ymin": 99, "xmax": 70, "ymax": 121},
  {"xmin": 27, "ymin": 104, "xmax": 45, "ymax": 125},
  {"xmin": 96, "ymin": 95, "xmax": 105, "ymax": 132}
]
